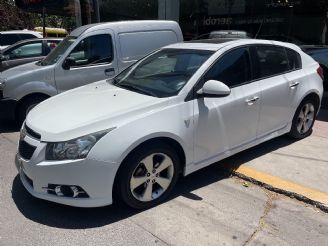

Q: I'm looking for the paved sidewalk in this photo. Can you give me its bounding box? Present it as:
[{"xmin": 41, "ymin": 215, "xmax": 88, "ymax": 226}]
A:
[{"xmin": 220, "ymin": 109, "xmax": 328, "ymax": 210}]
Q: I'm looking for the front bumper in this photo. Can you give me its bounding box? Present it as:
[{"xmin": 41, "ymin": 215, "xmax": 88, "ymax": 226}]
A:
[
  {"xmin": 15, "ymin": 134, "xmax": 118, "ymax": 207},
  {"xmin": 0, "ymin": 97, "xmax": 17, "ymax": 121}
]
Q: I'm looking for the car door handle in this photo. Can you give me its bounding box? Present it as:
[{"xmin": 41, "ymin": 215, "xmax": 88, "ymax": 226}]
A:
[
  {"xmin": 290, "ymin": 81, "xmax": 299, "ymax": 88},
  {"xmin": 105, "ymin": 68, "xmax": 115, "ymax": 76},
  {"xmin": 246, "ymin": 96, "xmax": 259, "ymax": 105}
]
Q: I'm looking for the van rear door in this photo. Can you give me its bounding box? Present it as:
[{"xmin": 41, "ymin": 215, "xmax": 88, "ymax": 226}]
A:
[{"xmin": 54, "ymin": 29, "xmax": 118, "ymax": 93}]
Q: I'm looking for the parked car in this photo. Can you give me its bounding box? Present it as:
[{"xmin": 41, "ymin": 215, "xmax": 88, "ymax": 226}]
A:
[
  {"xmin": 0, "ymin": 38, "xmax": 61, "ymax": 72},
  {"xmin": 300, "ymin": 45, "xmax": 328, "ymax": 91},
  {"xmin": 0, "ymin": 30, "xmax": 43, "ymax": 50},
  {"xmin": 0, "ymin": 20, "xmax": 183, "ymax": 122},
  {"xmin": 15, "ymin": 39, "xmax": 323, "ymax": 208}
]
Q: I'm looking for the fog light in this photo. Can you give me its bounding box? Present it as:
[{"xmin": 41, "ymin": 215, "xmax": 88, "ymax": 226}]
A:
[{"xmin": 45, "ymin": 184, "xmax": 89, "ymax": 198}]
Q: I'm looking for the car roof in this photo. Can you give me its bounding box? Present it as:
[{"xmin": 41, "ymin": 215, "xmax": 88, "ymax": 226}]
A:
[
  {"xmin": 0, "ymin": 30, "xmax": 41, "ymax": 35},
  {"xmin": 165, "ymin": 39, "xmax": 301, "ymax": 52},
  {"xmin": 71, "ymin": 20, "xmax": 180, "ymax": 37}
]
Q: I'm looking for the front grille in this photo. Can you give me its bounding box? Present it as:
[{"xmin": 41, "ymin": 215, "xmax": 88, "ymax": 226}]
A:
[
  {"xmin": 19, "ymin": 141, "xmax": 36, "ymax": 160},
  {"xmin": 25, "ymin": 125, "xmax": 41, "ymax": 140}
]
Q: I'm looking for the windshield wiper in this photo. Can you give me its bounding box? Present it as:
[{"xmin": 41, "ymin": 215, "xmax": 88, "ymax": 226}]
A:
[{"xmin": 117, "ymin": 83, "xmax": 158, "ymax": 97}]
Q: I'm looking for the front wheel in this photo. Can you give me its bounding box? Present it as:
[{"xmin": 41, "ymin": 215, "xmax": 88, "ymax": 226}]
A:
[
  {"xmin": 289, "ymin": 98, "xmax": 318, "ymax": 139},
  {"xmin": 116, "ymin": 143, "xmax": 180, "ymax": 209}
]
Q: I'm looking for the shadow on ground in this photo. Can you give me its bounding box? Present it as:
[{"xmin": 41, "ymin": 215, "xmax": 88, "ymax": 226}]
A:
[
  {"xmin": 220, "ymin": 135, "xmax": 299, "ymax": 170},
  {"xmin": 317, "ymin": 109, "xmax": 328, "ymax": 122},
  {"xmin": 0, "ymin": 120, "xmax": 20, "ymax": 133},
  {"xmin": 12, "ymin": 135, "xmax": 298, "ymax": 230},
  {"xmin": 11, "ymin": 167, "xmax": 230, "ymax": 230}
]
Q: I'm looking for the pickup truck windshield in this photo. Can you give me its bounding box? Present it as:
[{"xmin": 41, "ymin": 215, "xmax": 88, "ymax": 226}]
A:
[
  {"xmin": 113, "ymin": 48, "xmax": 214, "ymax": 98},
  {"xmin": 39, "ymin": 36, "xmax": 76, "ymax": 66}
]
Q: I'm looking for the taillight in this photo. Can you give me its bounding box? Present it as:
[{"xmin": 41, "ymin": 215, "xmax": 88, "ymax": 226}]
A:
[{"xmin": 317, "ymin": 66, "xmax": 324, "ymax": 80}]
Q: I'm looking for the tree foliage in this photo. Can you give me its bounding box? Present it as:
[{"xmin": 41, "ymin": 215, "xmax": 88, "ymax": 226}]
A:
[
  {"xmin": 0, "ymin": 0, "xmax": 74, "ymax": 31},
  {"xmin": 0, "ymin": 0, "xmax": 33, "ymax": 30}
]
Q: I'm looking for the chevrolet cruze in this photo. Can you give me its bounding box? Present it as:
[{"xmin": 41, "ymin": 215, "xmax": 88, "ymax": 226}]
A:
[{"xmin": 15, "ymin": 40, "xmax": 323, "ymax": 209}]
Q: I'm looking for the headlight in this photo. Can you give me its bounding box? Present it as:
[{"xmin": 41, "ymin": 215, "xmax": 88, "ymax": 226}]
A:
[{"xmin": 45, "ymin": 129, "xmax": 114, "ymax": 160}]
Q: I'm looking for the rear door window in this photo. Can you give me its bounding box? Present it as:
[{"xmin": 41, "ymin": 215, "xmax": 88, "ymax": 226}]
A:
[
  {"xmin": 45, "ymin": 40, "xmax": 60, "ymax": 55},
  {"xmin": 286, "ymin": 48, "xmax": 302, "ymax": 70},
  {"xmin": 0, "ymin": 34, "xmax": 20, "ymax": 46},
  {"xmin": 255, "ymin": 45, "xmax": 289, "ymax": 78},
  {"xmin": 19, "ymin": 33, "xmax": 39, "ymax": 40}
]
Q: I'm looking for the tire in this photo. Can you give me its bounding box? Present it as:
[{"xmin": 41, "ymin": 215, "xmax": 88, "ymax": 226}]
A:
[
  {"xmin": 288, "ymin": 98, "xmax": 318, "ymax": 139},
  {"xmin": 115, "ymin": 142, "xmax": 180, "ymax": 209},
  {"xmin": 17, "ymin": 96, "xmax": 47, "ymax": 123}
]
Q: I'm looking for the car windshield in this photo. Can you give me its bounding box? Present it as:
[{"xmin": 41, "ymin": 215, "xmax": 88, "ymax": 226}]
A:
[
  {"xmin": 113, "ymin": 49, "xmax": 214, "ymax": 98},
  {"xmin": 39, "ymin": 36, "xmax": 76, "ymax": 66}
]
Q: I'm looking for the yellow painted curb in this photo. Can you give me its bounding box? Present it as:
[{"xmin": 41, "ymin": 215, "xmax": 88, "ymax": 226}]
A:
[{"xmin": 229, "ymin": 165, "xmax": 328, "ymax": 205}]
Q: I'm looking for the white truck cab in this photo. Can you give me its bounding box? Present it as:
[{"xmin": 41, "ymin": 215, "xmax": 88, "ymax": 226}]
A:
[{"xmin": 0, "ymin": 20, "xmax": 183, "ymax": 121}]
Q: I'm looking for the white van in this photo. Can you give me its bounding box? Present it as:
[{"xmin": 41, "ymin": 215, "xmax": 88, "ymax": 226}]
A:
[{"xmin": 0, "ymin": 21, "xmax": 183, "ymax": 121}]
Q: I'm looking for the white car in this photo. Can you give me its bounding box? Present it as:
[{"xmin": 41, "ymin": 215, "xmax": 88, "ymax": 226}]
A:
[
  {"xmin": 15, "ymin": 39, "xmax": 323, "ymax": 209},
  {"xmin": 0, "ymin": 30, "xmax": 42, "ymax": 50}
]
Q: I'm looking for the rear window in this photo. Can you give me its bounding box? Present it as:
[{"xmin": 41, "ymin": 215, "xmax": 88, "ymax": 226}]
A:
[
  {"xmin": 119, "ymin": 31, "xmax": 178, "ymax": 61},
  {"xmin": 286, "ymin": 48, "xmax": 302, "ymax": 70},
  {"xmin": 255, "ymin": 45, "xmax": 289, "ymax": 78}
]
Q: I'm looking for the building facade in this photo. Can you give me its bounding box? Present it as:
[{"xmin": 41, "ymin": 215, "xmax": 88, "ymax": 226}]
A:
[{"xmin": 15, "ymin": 0, "xmax": 328, "ymax": 44}]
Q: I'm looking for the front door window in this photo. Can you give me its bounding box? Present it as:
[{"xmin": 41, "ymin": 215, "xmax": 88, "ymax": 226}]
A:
[
  {"xmin": 67, "ymin": 34, "xmax": 113, "ymax": 67},
  {"xmin": 5, "ymin": 42, "xmax": 42, "ymax": 60}
]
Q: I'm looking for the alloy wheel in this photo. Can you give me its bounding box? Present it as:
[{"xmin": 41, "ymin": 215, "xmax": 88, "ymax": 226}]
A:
[
  {"xmin": 130, "ymin": 153, "xmax": 174, "ymax": 202},
  {"xmin": 296, "ymin": 103, "xmax": 315, "ymax": 134}
]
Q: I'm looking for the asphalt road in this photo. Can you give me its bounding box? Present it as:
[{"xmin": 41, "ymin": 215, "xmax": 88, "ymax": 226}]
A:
[{"xmin": 0, "ymin": 121, "xmax": 328, "ymax": 246}]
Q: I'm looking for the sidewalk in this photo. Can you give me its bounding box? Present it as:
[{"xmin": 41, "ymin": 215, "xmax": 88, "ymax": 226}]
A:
[{"xmin": 220, "ymin": 109, "xmax": 328, "ymax": 211}]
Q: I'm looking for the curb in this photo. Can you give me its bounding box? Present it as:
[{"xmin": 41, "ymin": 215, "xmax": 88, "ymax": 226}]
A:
[{"xmin": 220, "ymin": 166, "xmax": 328, "ymax": 213}]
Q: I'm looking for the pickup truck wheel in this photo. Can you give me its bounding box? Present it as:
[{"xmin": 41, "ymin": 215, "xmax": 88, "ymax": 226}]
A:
[
  {"xmin": 116, "ymin": 143, "xmax": 180, "ymax": 209},
  {"xmin": 17, "ymin": 96, "xmax": 47, "ymax": 123}
]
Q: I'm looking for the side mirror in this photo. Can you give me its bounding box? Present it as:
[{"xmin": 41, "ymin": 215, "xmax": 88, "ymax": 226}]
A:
[
  {"xmin": 62, "ymin": 57, "xmax": 76, "ymax": 70},
  {"xmin": 0, "ymin": 54, "xmax": 6, "ymax": 62},
  {"xmin": 197, "ymin": 80, "xmax": 231, "ymax": 98}
]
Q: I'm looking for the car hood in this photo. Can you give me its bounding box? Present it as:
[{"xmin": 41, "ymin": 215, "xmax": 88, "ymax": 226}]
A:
[
  {"xmin": 1, "ymin": 61, "xmax": 55, "ymax": 98},
  {"xmin": 26, "ymin": 80, "xmax": 169, "ymax": 142},
  {"xmin": 1, "ymin": 61, "xmax": 41, "ymax": 78},
  {"xmin": 0, "ymin": 45, "xmax": 8, "ymax": 50}
]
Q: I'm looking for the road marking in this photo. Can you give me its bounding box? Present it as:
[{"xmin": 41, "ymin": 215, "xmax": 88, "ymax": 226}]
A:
[{"xmin": 223, "ymin": 165, "xmax": 328, "ymax": 205}]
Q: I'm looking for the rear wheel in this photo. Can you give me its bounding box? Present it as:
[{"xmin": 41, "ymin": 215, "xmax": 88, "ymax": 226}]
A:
[
  {"xmin": 116, "ymin": 143, "xmax": 180, "ymax": 209},
  {"xmin": 289, "ymin": 98, "xmax": 318, "ymax": 139}
]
